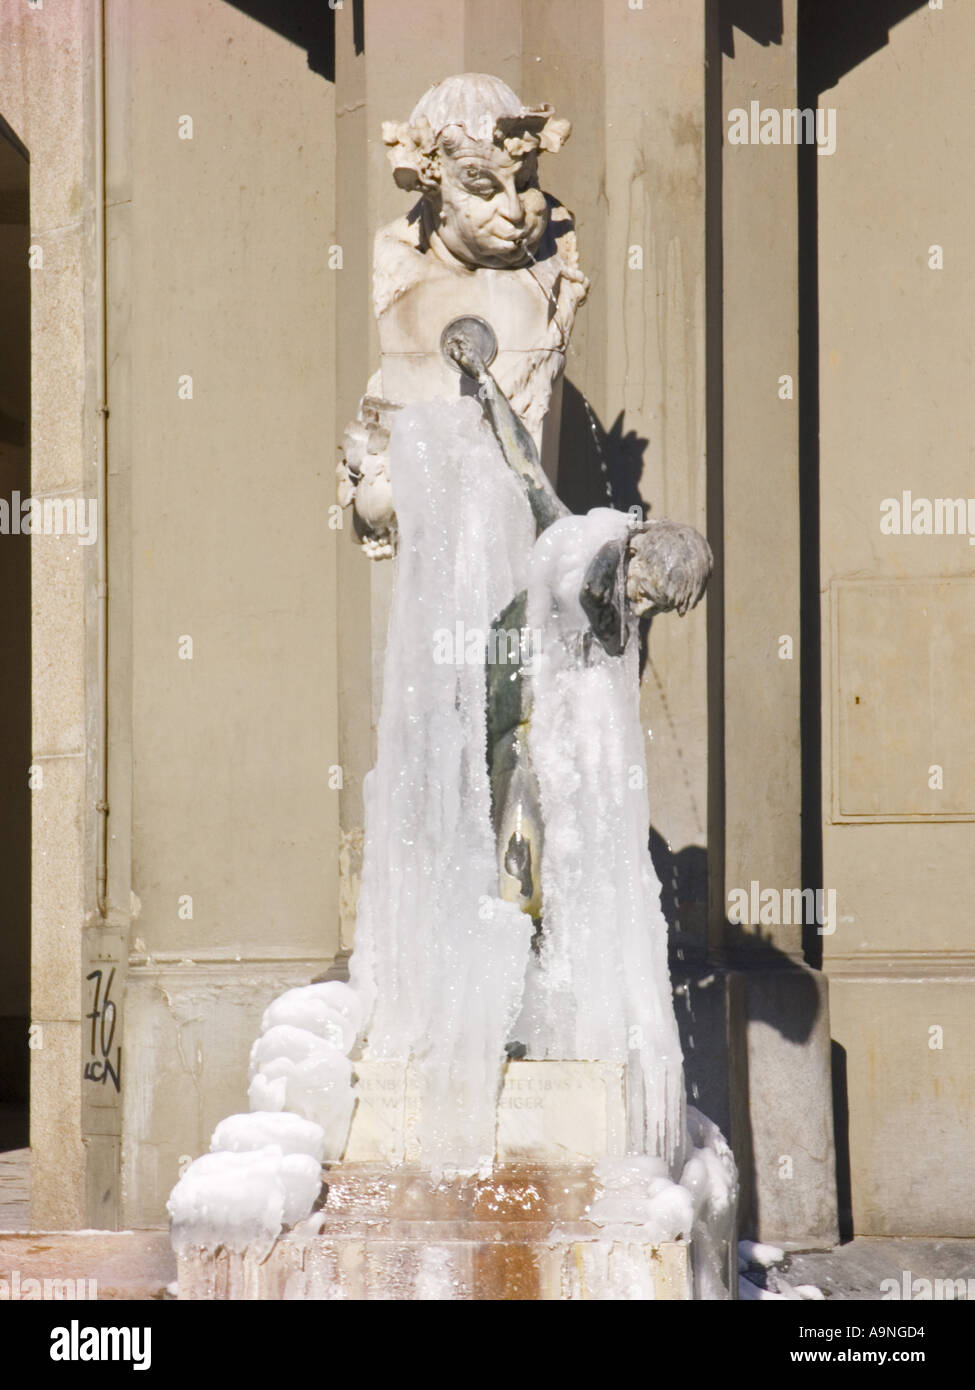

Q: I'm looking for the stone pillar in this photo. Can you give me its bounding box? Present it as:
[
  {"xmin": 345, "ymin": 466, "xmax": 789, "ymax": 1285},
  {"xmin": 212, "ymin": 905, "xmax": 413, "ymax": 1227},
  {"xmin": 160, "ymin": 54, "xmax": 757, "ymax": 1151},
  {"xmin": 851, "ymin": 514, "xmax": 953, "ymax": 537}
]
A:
[
  {"xmin": 698, "ymin": 0, "xmax": 837, "ymax": 1248},
  {"xmin": 0, "ymin": 0, "xmax": 99, "ymax": 1231}
]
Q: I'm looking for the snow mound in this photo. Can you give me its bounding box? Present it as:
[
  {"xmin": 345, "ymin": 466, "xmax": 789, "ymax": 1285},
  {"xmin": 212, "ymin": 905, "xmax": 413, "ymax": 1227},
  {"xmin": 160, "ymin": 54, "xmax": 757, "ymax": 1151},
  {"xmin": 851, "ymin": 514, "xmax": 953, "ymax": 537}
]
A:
[
  {"xmin": 167, "ymin": 1148, "xmax": 322, "ymax": 1258},
  {"xmin": 210, "ymin": 1111, "xmax": 326, "ymax": 1163}
]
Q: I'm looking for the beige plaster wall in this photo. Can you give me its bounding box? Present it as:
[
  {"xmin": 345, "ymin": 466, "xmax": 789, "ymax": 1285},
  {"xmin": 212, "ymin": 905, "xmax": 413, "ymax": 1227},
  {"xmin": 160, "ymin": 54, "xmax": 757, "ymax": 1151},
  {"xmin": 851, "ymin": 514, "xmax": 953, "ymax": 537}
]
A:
[
  {"xmin": 601, "ymin": 2, "xmax": 710, "ymax": 949},
  {"xmin": 818, "ymin": 2, "xmax": 975, "ymax": 1233},
  {"xmin": 104, "ymin": 0, "xmax": 340, "ymax": 1226}
]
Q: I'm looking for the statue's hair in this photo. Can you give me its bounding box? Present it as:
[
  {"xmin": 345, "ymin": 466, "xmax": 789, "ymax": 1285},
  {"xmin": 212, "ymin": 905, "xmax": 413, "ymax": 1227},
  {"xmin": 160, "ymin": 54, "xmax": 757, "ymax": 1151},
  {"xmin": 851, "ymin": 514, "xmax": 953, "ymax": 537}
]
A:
[
  {"xmin": 628, "ymin": 519, "xmax": 714, "ymax": 617},
  {"xmin": 381, "ymin": 73, "xmax": 570, "ymax": 193}
]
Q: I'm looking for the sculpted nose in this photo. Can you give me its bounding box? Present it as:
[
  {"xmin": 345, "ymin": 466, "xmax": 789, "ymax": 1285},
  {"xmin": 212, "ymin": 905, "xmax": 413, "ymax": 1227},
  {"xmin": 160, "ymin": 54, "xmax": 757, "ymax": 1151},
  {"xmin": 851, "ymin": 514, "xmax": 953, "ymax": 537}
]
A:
[{"xmin": 497, "ymin": 180, "xmax": 524, "ymax": 225}]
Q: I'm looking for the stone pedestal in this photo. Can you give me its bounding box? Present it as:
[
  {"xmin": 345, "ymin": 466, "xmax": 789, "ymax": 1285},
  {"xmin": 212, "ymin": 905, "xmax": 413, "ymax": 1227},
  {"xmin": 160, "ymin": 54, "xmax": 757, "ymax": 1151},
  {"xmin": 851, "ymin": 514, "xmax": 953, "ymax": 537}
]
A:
[
  {"xmin": 176, "ymin": 1061, "xmax": 701, "ymax": 1300},
  {"xmin": 673, "ymin": 958, "xmax": 838, "ymax": 1250},
  {"xmin": 176, "ymin": 1167, "xmax": 692, "ymax": 1301}
]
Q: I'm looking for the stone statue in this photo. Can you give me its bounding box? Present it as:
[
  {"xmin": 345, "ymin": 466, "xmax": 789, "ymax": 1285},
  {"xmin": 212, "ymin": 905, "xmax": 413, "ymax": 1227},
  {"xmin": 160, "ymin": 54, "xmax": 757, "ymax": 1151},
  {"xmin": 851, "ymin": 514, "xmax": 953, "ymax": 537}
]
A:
[
  {"xmin": 337, "ymin": 73, "xmax": 588, "ymax": 556},
  {"xmin": 338, "ymin": 69, "xmax": 712, "ymax": 922},
  {"xmin": 440, "ymin": 319, "xmax": 713, "ymax": 923}
]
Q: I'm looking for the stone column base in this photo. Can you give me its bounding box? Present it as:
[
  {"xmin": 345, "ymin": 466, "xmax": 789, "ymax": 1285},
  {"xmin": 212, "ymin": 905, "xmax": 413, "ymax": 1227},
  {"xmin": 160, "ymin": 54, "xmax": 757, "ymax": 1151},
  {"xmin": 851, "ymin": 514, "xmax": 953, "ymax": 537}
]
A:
[{"xmin": 673, "ymin": 957, "xmax": 839, "ymax": 1250}]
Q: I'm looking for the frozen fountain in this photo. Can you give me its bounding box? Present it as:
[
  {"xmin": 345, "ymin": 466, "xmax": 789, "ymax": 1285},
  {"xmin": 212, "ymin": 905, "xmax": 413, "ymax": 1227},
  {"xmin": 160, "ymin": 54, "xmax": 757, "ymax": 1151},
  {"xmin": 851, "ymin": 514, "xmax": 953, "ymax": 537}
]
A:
[{"xmin": 169, "ymin": 74, "xmax": 737, "ymax": 1301}]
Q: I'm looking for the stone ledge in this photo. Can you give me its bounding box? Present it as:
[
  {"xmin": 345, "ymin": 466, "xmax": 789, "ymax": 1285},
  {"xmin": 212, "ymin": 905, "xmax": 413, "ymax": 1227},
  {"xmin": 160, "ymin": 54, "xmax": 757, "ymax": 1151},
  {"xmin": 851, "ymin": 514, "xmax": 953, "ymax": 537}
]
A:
[{"xmin": 177, "ymin": 1224, "xmax": 690, "ymax": 1301}]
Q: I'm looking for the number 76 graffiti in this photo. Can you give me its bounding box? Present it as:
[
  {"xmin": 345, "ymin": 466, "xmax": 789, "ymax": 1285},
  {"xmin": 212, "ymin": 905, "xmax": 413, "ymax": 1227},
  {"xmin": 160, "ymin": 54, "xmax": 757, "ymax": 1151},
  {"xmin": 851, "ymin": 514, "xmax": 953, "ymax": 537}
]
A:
[{"xmin": 85, "ymin": 968, "xmax": 121, "ymax": 1091}]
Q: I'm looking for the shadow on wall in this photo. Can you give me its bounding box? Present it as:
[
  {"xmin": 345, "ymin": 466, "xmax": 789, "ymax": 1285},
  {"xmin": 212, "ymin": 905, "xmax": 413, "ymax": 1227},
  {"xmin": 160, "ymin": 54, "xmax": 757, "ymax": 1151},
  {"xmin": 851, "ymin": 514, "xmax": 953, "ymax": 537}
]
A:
[
  {"xmin": 800, "ymin": 0, "xmax": 931, "ymax": 94},
  {"xmin": 831, "ymin": 1040, "xmax": 854, "ymax": 1240},
  {"xmin": 0, "ymin": 114, "xmax": 30, "ymax": 1148},
  {"xmin": 555, "ymin": 379, "xmax": 648, "ymax": 519},
  {"xmin": 650, "ymin": 829, "xmax": 708, "ymax": 960},
  {"xmin": 220, "ymin": 0, "xmax": 360, "ymax": 83},
  {"xmin": 718, "ymin": 0, "xmax": 928, "ymax": 70},
  {"xmin": 719, "ymin": 0, "xmax": 784, "ymax": 55}
]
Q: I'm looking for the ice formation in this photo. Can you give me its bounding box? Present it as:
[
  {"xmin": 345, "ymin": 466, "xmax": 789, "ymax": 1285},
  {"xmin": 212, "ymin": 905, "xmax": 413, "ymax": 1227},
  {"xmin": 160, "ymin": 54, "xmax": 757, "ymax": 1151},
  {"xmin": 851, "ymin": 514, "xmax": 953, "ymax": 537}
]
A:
[
  {"xmin": 169, "ymin": 400, "xmax": 739, "ymax": 1297},
  {"xmin": 737, "ymin": 1239, "xmax": 825, "ymax": 1301},
  {"xmin": 739, "ymin": 1238, "xmax": 786, "ymax": 1270},
  {"xmin": 581, "ymin": 1106, "xmax": 737, "ymax": 1299},
  {"xmin": 167, "ymin": 1148, "xmax": 322, "ymax": 1260},
  {"xmin": 210, "ymin": 1111, "xmax": 326, "ymax": 1161},
  {"xmin": 349, "ymin": 397, "xmax": 536, "ymax": 1175},
  {"xmin": 247, "ymin": 1038, "xmax": 355, "ymax": 1156},
  {"xmin": 260, "ymin": 981, "xmax": 362, "ymax": 1055},
  {"xmin": 168, "ymin": 981, "xmax": 361, "ymax": 1255},
  {"xmin": 246, "ymin": 982, "xmax": 360, "ymax": 1160},
  {"xmin": 514, "ymin": 508, "xmax": 686, "ymax": 1169},
  {"xmin": 680, "ymin": 1107, "xmax": 739, "ymax": 1298}
]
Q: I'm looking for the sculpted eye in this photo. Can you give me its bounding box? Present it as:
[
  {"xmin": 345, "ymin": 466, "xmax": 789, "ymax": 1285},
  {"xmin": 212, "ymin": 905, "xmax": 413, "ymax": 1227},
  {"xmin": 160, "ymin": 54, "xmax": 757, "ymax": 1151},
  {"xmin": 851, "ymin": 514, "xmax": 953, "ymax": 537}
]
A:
[{"xmin": 463, "ymin": 172, "xmax": 499, "ymax": 196}]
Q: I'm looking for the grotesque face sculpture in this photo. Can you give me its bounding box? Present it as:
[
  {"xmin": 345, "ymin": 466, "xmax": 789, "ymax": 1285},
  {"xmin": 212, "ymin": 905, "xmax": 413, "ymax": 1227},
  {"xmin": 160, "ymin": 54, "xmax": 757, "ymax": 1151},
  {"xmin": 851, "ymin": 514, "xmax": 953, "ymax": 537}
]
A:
[
  {"xmin": 382, "ymin": 73, "xmax": 570, "ymax": 272},
  {"xmin": 436, "ymin": 130, "xmax": 549, "ymax": 269}
]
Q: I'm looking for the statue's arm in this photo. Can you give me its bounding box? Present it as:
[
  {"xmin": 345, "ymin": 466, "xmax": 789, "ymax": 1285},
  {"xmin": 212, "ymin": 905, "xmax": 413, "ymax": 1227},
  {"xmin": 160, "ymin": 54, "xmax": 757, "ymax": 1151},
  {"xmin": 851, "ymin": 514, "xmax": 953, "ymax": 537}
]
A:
[
  {"xmin": 476, "ymin": 370, "xmax": 570, "ymax": 533},
  {"xmin": 441, "ymin": 324, "xmax": 569, "ymax": 534}
]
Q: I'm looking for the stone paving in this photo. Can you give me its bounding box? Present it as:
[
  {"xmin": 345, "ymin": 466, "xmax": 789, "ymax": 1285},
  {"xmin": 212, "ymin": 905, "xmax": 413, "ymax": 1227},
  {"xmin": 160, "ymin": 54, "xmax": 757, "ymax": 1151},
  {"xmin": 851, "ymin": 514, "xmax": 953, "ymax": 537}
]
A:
[
  {"xmin": 0, "ymin": 1147, "xmax": 176, "ymax": 1299},
  {"xmin": 0, "ymin": 1231, "xmax": 176, "ymax": 1300},
  {"xmin": 779, "ymin": 1238, "xmax": 975, "ymax": 1301}
]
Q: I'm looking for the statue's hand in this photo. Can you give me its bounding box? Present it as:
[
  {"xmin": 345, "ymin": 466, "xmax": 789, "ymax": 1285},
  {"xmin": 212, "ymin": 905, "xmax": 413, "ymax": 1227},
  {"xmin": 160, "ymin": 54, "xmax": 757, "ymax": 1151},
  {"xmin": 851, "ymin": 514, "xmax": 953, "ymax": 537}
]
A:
[{"xmin": 442, "ymin": 330, "xmax": 488, "ymax": 381}]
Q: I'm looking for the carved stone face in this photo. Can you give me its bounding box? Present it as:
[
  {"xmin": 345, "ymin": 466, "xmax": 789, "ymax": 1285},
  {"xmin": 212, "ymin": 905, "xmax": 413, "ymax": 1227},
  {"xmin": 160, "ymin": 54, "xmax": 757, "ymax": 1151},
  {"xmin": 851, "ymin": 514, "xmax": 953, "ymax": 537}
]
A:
[{"xmin": 434, "ymin": 131, "xmax": 549, "ymax": 269}]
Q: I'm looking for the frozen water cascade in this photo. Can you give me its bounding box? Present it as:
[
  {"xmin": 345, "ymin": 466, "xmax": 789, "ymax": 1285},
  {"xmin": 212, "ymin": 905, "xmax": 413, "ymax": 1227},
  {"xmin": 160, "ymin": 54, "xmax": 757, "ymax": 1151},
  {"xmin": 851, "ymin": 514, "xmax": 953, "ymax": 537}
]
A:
[
  {"xmin": 349, "ymin": 396, "xmax": 537, "ymax": 1175},
  {"xmin": 167, "ymin": 403, "xmax": 736, "ymax": 1295},
  {"xmin": 167, "ymin": 407, "xmax": 736, "ymax": 1294},
  {"xmin": 515, "ymin": 508, "xmax": 686, "ymax": 1171}
]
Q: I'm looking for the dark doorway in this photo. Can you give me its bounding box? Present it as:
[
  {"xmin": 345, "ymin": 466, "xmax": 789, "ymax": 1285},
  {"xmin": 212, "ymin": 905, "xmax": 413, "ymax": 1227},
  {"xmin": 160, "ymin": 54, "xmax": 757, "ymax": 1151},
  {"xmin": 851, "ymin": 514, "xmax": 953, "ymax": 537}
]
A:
[{"xmin": 0, "ymin": 115, "xmax": 30, "ymax": 1153}]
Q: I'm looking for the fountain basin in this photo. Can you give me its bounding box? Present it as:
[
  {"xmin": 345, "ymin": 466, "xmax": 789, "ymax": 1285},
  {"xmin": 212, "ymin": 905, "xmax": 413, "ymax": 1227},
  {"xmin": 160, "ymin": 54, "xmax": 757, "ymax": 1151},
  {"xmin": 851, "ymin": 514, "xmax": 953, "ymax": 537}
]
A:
[{"xmin": 175, "ymin": 1165, "xmax": 692, "ymax": 1300}]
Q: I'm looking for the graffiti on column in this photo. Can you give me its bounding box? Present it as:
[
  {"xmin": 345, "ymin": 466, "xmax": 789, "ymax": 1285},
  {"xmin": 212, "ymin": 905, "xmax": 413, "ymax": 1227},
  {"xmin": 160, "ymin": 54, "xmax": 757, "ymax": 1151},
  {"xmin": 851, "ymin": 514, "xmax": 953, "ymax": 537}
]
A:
[{"xmin": 84, "ymin": 967, "xmax": 121, "ymax": 1091}]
